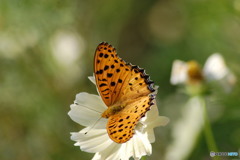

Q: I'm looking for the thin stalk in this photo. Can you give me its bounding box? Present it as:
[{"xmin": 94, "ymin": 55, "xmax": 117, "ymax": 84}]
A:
[{"xmin": 200, "ymin": 97, "xmax": 219, "ymax": 159}]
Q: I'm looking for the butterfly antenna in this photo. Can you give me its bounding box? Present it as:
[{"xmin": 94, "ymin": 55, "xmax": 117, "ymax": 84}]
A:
[
  {"xmin": 84, "ymin": 116, "xmax": 103, "ymax": 135},
  {"xmin": 74, "ymin": 102, "xmax": 102, "ymax": 114}
]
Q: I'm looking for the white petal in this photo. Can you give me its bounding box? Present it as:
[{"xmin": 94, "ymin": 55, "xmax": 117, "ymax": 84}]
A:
[
  {"xmin": 147, "ymin": 116, "xmax": 169, "ymax": 128},
  {"xmin": 142, "ymin": 105, "xmax": 169, "ymax": 127},
  {"xmin": 68, "ymin": 104, "xmax": 100, "ymax": 127},
  {"xmin": 139, "ymin": 132, "xmax": 152, "ymax": 155},
  {"xmin": 88, "ymin": 75, "xmax": 96, "ymax": 85},
  {"xmin": 91, "ymin": 131, "xmax": 152, "ymax": 160},
  {"xmin": 92, "ymin": 142, "xmax": 121, "ymax": 160},
  {"xmin": 140, "ymin": 104, "xmax": 158, "ymax": 123},
  {"xmin": 146, "ymin": 128, "xmax": 155, "ymax": 143},
  {"xmin": 68, "ymin": 92, "xmax": 107, "ymax": 126},
  {"xmin": 119, "ymin": 143, "xmax": 132, "ymax": 160},
  {"xmin": 92, "ymin": 153, "xmax": 101, "ymax": 160},
  {"xmin": 203, "ymin": 53, "xmax": 229, "ymax": 81},
  {"xmin": 132, "ymin": 131, "xmax": 152, "ymax": 159},
  {"xmin": 144, "ymin": 104, "xmax": 158, "ymax": 120},
  {"xmin": 139, "ymin": 103, "xmax": 169, "ymax": 143},
  {"xmin": 170, "ymin": 60, "xmax": 188, "ymax": 85},
  {"xmin": 145, "ymin": 116, "xmax": 169, "ymax": 143},
  {"xmin": 142, "ymin": 104, "xmax": 157, "ymax": 122},
  {"xmin": 117, "ymin": 131, "xmax": 152, "ymax": 160},
  {"xmin": 71, "ymin": 128, "xmax": 113, "ymax": 153},
  {"xmin": 88, "ymin": 75, "xmax": 103, "ymax": 97},
  {"xmin": 75, "ymin": 92, "xmax": 106, "ymax": 111}
]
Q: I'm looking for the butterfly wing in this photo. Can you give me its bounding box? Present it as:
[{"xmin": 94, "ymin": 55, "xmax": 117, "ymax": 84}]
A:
[
  {"xmin": 94, "ymin": 42, "xmax": 155, "ymax": 107},
  {"xmin": 94, "ymin": 42, "xmax": 156, "ymax": 143},
  {"xmin": 94, "ymin": 42, "xmax": 131, "ymax": 106},
  {"xmin": 107, "ymin": 95, "xmax": 155, "ymax": 143}
]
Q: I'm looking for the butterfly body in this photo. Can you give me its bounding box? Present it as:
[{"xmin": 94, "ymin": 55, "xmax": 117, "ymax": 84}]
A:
[
  {"xmin": 94, "ymin": 42, "xmax": 156, "ymax": 143},
  {"xmin": 101, "ymin": 105, "xmax": 124, "ymax": 118}
]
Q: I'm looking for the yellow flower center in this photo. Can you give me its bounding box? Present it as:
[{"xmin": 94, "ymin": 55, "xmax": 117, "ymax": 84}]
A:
[{"xmin": 187, "ymin": 61, "xmax": 203, "ymax": 84}]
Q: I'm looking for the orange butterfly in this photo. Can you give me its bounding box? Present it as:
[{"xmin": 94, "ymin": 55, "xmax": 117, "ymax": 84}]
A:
[{"xmin": 94, "ymin": 42, "xmax": 155, "ymax": 143}]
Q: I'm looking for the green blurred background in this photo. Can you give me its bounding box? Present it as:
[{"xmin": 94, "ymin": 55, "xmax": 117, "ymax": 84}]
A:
[{"xmin": 0, "ymin": 0, "xmax": 240, "ymax": 160}]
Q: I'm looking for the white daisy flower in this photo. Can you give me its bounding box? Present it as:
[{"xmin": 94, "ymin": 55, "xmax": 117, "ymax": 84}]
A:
[
  {"xmin": 168, "ymin": 53, "xmax": 236, "ymax": 160},
  {"xmin": 165, "ymin": 97, "xmax": 204, "ymax": 160},
  {"xmin": 68, "ymin": 76, "xmax": 169, "ymax": 160},
  {"xmin": 170, "ymin": 53, "xmax": 236, "ymax": 91}
]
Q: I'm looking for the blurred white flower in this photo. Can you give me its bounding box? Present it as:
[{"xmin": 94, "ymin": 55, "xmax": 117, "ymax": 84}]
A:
[
  {"xmin": 165, "ymin": 97, "xmax": 204, "ymax": 160},
  {"xmin": 203, "ymin": 53, "xmax": 229, "ymax": 81},
  {"xmin": 170, "ymin": 53, "xmax": 236, "ymax": 92},
  {"xmin": 68, "ymin": 76, "xmax": 169, "ymax": 160},
  {"xmin": 168, "ymin": 53, "xmax": 235, "ymax": 160},
  {"xmin": 51, "ymin": 30, "xmax": 85, "ymax": 66},
  {"xmin": 50, "ymin": 30, "xmax": 86, "ymax": 85},
  {"xmin": 170, "ymin": 60, "xmax": 188, "ymax": 85},
  {"xmin": 203, "ymin": 53, "xmax": 237, "ymax": 92}
]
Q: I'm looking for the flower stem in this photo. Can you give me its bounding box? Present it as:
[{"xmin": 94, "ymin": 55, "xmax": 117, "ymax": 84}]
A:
[{"xmin": 200, "ymin": 97, "xmax": 219, "ymax": 159}]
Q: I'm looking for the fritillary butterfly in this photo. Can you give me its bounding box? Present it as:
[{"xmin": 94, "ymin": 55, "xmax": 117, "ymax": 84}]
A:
[{"xmin": 94, "ymin": 42, "xmax": 155, "ymax": 143}]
